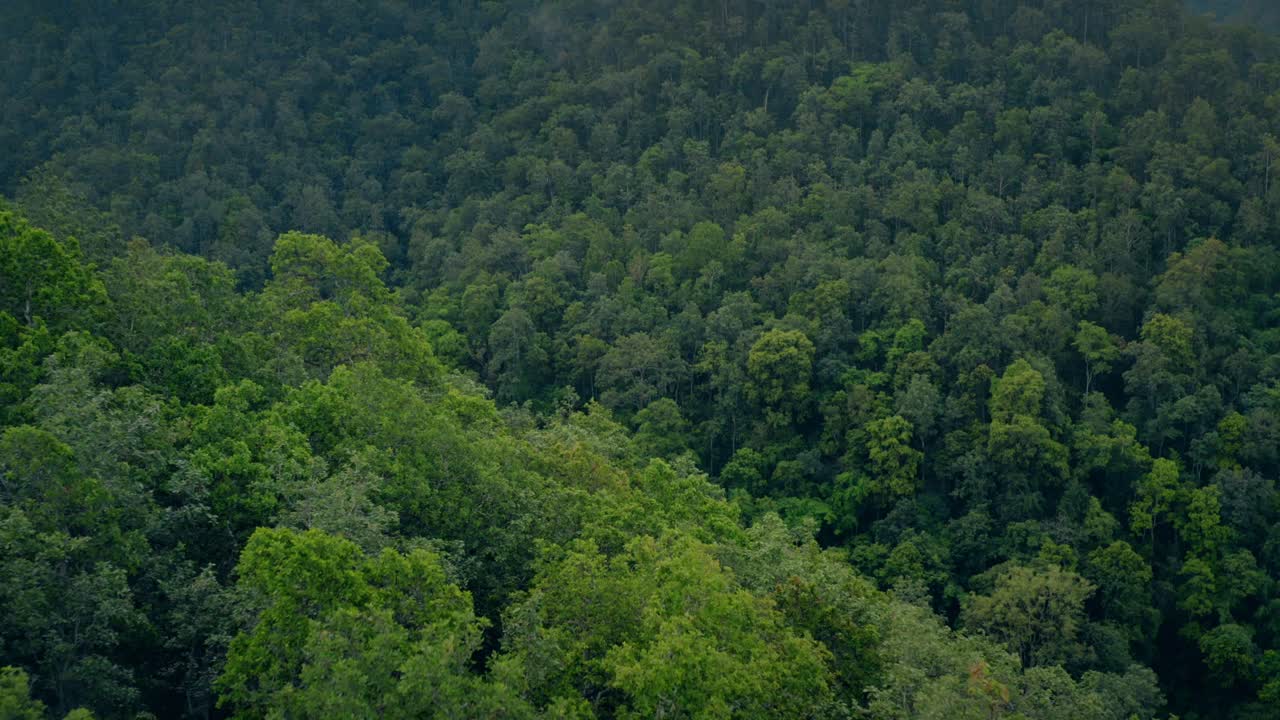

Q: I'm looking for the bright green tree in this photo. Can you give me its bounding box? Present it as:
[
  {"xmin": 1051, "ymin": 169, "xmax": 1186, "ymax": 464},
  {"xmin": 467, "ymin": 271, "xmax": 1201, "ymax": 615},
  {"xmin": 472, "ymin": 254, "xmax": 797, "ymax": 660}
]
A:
[
  {"xmin": 746, "ymin": 329, "xmax": 815, "ymax": 429},
  {"xmin": 962, "ymin": 565, "xmax": 1095, "ymax": 668}
]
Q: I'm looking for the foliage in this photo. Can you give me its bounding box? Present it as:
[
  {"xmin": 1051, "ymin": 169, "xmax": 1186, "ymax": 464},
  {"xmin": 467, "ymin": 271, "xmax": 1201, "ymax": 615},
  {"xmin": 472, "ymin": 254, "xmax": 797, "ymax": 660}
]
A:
[{"xmin": 4, "ymin": 0, "xmax": 1280, "ymax": 717}]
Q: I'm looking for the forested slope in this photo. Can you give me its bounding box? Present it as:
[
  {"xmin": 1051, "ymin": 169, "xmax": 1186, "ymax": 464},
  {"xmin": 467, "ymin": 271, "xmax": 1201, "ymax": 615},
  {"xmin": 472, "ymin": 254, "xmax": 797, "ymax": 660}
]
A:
[
  {"xmin": 1188, "ymin": 1, "xmax": 1280, "ymax": 32},
  {"xmin": 2, "ymin": 1, "xmax": 1280, "ymax": 718}
]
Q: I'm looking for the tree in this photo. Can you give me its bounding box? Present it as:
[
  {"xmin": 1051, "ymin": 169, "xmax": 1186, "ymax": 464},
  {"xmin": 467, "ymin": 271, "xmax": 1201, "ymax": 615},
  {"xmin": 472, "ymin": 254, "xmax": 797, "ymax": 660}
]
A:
[
  {"xmin": 181, "ymin": 380, "xmax": 319, "ymax": 541},
  {"xmin": 962, "ymin": 565, "xmax": 1095, "ymax": 668},
  {"xmin": 0, "ymin": 533, "xmax": 143, "ymax": 718},
  {"xmin": 0, "ymin": 423, "xmax": 146, "ymax": 717},
  {"xmin": 487, "ymin": 307, "xmax": 548, "ymax": 402},
  {"xmin": 1073, "ymin": 321, "xmax": 1119, "ymax": 394},
  {"xmin": 864, "ymin": 415, "xmax": 923, "ymax": 500},
  {"xmin": 1084, "ymin": 541, "xmax": 1156, "ymax": 645},
  {"xmin": 217, "ymin": 527, "xmax": 518, "ymax": 719},
  {"xmin": 1198, "ymin": 624, "xmax": 1257, "ymax": 688},
  {"xmin": 746, "ymin": 329, "xmax": 815, "ymax": 429},
  {"xmin": 1129, "ymin": 457, "xmax": 1180, "ymax": 552},
  {"xmin": 718, "ymin": 447, "xmax": 769, "ymax": 495},
  {"xmin": 894, "ymin": 373, "xmax": 941, "ymax": 448},
  {"xmin": 988, "ymin": 359, "xmax": 1069, "ymax": 513},
  {"xmin": 720, "ymin": 514, "xmax": 882, "ymax": 707},
  {"xmin": 278, "ymin": 454, "xmax": 399, "ymax": 553},
  {"xmin": 0, "ymin": 211, "xmax": 106, "ymax": 330},
  {"xmin": 0, "ymin": 667, "xmax": 48, "ymax": 720},
  {"xmin": 1177, "ymin": 484, "xmax": 1231, "ymax": 559},
  {"xmin": 633, "ymin": 398, "xmax": 691, "ymax": 459},
  {"xmin": 498, "ymin": 533, "xmax": 835, "ymax": 718},
  {"xmin": 1124, "ymin": 313, "xmax": 1195, "ymax": 448},
  {"xmin": 672, "ymin": 221, "xmax": 727, "ymax": 281},
  {"xmin": 598, "ymin": 333, "xmax": 686, "ymax": 415},
  {"xmin": 1045, "ymin": 265, "xmax": 1099, "ymax": 319},
  {"xmin": 260, "ymin": 233, "xmax": 442, "ymax": 384}
]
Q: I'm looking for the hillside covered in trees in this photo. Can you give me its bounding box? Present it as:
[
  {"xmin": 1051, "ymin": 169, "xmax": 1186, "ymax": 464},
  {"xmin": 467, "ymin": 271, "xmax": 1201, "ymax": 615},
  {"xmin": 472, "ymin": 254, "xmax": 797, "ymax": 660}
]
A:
[
  {"xmin": 2, "ymin": 1, "xmax": 1280, "ymax": 718},
  {"xmin": 1188, "ymin": 0, "xmax": 1280, "ymax": 32}
]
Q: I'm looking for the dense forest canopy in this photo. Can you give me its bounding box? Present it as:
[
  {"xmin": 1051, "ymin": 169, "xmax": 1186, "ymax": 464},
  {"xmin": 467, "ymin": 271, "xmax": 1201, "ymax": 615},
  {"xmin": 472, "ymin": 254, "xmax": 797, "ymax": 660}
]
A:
[
  {"xmin": 2, "ymin": 0, "xmax": 1280, "ymax": 718},
  {"xmin": 1188, "ymin": 0, "xmax": 1280, "ymax": 32}
]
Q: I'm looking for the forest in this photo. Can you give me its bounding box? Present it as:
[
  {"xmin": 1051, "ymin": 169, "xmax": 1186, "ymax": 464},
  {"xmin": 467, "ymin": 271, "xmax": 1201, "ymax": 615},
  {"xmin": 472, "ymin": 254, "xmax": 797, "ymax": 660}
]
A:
[{"xmin": 1, "ymin": 0, "xmax": 1279, "ymax": 718}]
